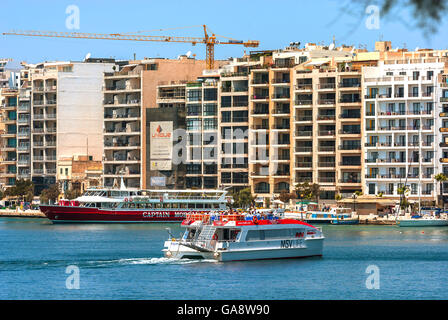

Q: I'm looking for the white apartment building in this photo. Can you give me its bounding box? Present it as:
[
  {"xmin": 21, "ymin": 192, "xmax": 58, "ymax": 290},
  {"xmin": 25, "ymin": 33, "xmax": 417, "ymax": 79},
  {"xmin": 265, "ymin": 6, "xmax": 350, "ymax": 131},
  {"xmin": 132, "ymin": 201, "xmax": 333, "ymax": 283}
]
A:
[
  {"xmin": 363, "ymin": 56, "xmax": 447, "ymax": 202},
  {"xmin": 28, "ymin": 60, "xmax": 116, "ymax": 193}
]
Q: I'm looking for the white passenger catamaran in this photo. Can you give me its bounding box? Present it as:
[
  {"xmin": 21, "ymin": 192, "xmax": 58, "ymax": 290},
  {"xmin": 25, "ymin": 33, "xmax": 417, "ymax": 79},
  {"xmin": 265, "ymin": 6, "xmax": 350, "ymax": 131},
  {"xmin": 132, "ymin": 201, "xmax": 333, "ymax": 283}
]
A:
[{"xmin": 163, "ymin": 212, "xmax": 324, "ymax": 261}]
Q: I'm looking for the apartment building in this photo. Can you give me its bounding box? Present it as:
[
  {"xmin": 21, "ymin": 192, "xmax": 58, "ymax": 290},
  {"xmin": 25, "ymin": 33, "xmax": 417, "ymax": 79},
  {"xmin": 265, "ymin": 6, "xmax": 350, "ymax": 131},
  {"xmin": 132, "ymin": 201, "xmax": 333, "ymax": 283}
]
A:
[
  {"xmin": 0, "ymin": 88, "xmax": 19, "ymax": 189},
  {"xmin": 103, "ymin": 57, "xmax": 208, "ymax": 190},
  {"xmin": 440, "ymin": 71, "xmax": 448, "ymax": 203},
  {"xmin": 218, "ymin": 57, "xmax": 258, "ymax": 192},
  {"xmin": 0, "ymin": 59, "xmax": 11, "ymax": 88},
  {"xmin": 16, "ymin": 68, "xmax": 32, "ymax": 182},
  {"xmin": 248, "ymin": 44, "xmax": 374, "ymax": 204},
  {"xmin": 363, "ymin": 49, "xmax": 448, "ymax": 203},
  {"xmin": 28, "ymin": 60, "xmax": 116, "ymax": 193}
]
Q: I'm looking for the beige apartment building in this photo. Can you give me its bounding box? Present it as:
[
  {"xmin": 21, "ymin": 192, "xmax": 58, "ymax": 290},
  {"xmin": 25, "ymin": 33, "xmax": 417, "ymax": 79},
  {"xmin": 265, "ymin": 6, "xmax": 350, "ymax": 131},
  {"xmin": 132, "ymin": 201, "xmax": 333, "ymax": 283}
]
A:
[
  {"xmin": 248, "ymin": 43, "xmax": 379, "ymax": 205},
  {"xmin": 102, "ymin": 56, "xmax": 208, "ymax": 190},
  {"xmin": 0, "ymin": 88, "xmax": 19, "ymax": 189}
]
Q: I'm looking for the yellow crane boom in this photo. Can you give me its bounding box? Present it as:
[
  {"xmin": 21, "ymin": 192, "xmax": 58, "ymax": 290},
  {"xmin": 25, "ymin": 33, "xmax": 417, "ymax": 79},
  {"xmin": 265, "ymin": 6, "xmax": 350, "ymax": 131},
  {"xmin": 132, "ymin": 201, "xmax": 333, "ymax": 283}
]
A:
[{"xmin": 3, "ymin": 25, "xmax": 259, "ymax": 70}]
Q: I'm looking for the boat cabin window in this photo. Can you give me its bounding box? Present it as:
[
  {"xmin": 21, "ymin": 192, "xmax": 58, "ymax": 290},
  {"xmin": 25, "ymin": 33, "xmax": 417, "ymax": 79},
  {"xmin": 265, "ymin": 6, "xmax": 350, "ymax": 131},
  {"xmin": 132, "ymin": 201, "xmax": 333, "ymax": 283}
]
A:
[
  {"xmin": 111, "ymin": 191, "xmax": 120, "ymax": 197},
  {"xmin": 215, "ymin": 228, "xmax": 240, "ymax": 241},
  {"xmin": 154, "ymin": 203, "xmax": 162, "ymax": 208},
  {"xmin": 179, "ymin": 203, "xmax": 187, "ymax": 208},
  {"xmin": 163, "ymin": 203, "xmax": 170, "ymax": 208},
  {"xmin": 246, "ymin": 228, "xmax": 305, "ymax": 241},
  {"xmin": 246, "ymin": 230, "xmax": 265, "ymax": 241},
  {"xmin": 188, "ymin": 203, "xmax": 195, "ymax": 209},
  {"xmin": 196, "ymin": 203, "xmax": 203, "ymax": 209},
  {"xmin": 184, "ymin": 229, "xmax": 197, "ymax": 240}
]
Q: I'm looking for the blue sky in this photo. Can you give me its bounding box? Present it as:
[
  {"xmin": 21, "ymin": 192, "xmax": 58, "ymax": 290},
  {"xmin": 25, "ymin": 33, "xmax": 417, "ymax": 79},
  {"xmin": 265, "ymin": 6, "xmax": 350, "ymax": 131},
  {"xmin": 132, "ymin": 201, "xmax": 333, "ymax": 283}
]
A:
[{"xmin": 1, "ymin": 0, "xmax": 448, "ymax": 66}]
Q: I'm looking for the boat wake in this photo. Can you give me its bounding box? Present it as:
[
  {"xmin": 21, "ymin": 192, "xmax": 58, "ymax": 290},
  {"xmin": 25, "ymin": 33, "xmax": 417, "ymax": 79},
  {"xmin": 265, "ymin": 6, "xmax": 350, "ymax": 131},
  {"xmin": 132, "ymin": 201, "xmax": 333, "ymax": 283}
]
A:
[
  {"xmin": 84, "ymin": 257, "xmax": 217, "ymax": 267},
  {"xmin": 116, "ymin": 257, "xmax": 217, "ymax": 265}
]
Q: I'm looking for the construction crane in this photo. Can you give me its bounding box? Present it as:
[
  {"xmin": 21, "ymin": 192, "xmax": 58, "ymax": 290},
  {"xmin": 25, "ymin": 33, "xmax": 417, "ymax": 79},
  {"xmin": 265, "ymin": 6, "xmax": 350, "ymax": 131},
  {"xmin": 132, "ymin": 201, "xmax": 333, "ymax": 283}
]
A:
[{"xmin": 3, "ymin": 25, "xmax": 259, "ymax": 70}]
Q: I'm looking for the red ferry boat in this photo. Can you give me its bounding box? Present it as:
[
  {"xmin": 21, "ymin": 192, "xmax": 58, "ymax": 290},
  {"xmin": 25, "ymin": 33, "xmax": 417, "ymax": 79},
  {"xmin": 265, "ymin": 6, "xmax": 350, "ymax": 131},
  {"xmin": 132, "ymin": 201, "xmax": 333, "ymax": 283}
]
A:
[{"xmin": 40, "ymin": 188, "xmax": 229, "ymax": 223}]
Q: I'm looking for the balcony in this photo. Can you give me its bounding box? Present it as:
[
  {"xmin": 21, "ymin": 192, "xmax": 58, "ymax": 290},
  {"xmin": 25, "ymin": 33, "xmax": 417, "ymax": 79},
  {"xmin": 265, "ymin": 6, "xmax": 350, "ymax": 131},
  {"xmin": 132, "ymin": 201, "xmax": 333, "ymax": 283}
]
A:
[
  {"xmin": 318, "ymin": 130, "xmax": 336, "ymax": 136},
  {"xmin": 271, "ymin": 78, "xmax": 290, "ymax": 84},
  {"xmin": 318, "ymin": 146, "xmax": 336, "ymax": 152},
  {"xmin": 339, "ymin": 179, "xmax": 361, "ymax": 184},
  {"xmin": 17, "ymin": 117, "xmax": 30, "ymax": 124},
  {"xmin": 317, "ymin": 115, "xmax": 336, "ymax": 121},
  {"xmin": 319, "ymin": 177, "xmax": 336, "ymax": 183},
  {"xmin": 339, "ymin": 113, "xmax": 361, "ymax": 119},
  {"xmin": 339, "ymin": 161, "xmax": 361, "ymax": 166},
  {"xmin": 339, "ymin": 129, "xmax": 361, "ymax": 135},
  {"xmin": 318, "ymin": 162, "xmax": 336, "ymax": 168},
  {"xmin": 294, "ymin": 84, "xmax": 312, "ymax": 91},
  {"xmin": 339, "ymin": 82, "xmax": 361, "ymax": 88},
  {"xmin": 295, "ymin": 130, "xmax": 312, "ymax": 137},
  {"xmin": 295, "ymin": 147, "xmax": 312, "ymax": 153},
  {"xmin": 17, "ymin": 144, "xmax": 30, "ymax": 151},
  {"xmin": 251, "ymin": 125, "xmax": 269, "ymax": 130},
  {"xmin": 251, "ymin": 94, "xmax": 269, "ymax": 100},
  {"xmin": 339, "ymin": 98, "xmax": 361, "ymax": 104},
  {"xmin": 272, "ymin": 60, "xmax": 295, "ymax": 69},
  {"xmin": 271, "ymin": 93, "xmax": 290, "ymax": 100},
  {"xmin": 271, "ymin": 124, "xmax": 290, "ymax": 130},
  {"xmin": 295, "ymin": 162, "xmax": 313, "ymax": 168},
  {"xmin": 273, "ymin": 108, "xmax": 290, "ymax": 115},
  {"xmin": 339, "ymin": 145, "xmax": 361, "ymax": 151},
  {"xmin": 251, "ymin": 79, "xmax": 269, "ymax": 85},
  {"xmin": 317, "ymin": 83, "xmax": 336, "ymax": 90},
  {"xmin": 318, "ymin": 99, "xmax": 336, "ymax": 105},
  {"xmin": 104, "ymin": 99, "xmax": 141, "ymax": 106},
  {"xmin": 294, "ymin": 116, "xmax": 313, "ymax": 122}
]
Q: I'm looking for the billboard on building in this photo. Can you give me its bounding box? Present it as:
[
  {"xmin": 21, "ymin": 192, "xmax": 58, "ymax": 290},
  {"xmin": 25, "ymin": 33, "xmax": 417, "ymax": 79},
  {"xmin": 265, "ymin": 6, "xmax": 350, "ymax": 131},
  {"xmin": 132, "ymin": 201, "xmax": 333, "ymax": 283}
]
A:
[{"xmin": 150, "ymin": 121, "xmax": 173, "ymax": 170}]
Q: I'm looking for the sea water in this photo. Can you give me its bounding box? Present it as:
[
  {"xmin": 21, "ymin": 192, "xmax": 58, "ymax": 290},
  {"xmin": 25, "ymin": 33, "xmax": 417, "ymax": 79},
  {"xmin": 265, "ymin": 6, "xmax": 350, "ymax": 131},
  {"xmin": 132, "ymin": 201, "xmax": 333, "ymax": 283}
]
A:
[{"xmin": 1, "ymin": 217, "xmax": 447, "ymax": 300}]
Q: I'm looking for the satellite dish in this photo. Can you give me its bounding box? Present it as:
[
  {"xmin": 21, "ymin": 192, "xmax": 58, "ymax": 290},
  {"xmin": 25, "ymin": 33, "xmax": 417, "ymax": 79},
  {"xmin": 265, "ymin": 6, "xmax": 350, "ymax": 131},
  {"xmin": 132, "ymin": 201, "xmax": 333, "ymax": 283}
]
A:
[
  {"xmin": 415, "ymin": 47, "xmax": 419, "ymax": 51},
  {"xmin": 329, "ymin": 43, "xmax": 335, "ymax": 51},
  {"xmin": 84, "ymin": 52, "xmax": 91, "ymax": 61},
  {"xmin": 186, "ymin": 51, "xmax": 192, "ymax": 58}
]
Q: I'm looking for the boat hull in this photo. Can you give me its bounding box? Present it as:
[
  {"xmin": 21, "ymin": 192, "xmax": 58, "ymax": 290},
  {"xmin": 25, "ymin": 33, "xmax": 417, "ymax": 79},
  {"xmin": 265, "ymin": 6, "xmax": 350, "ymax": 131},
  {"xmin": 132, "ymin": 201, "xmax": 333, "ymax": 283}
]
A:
[
  {"xmin": 397, "ymin": 219, "xmax": 448, "ymax": 227},
  {"xmin": 163, "ymin": 238, "xmax": 324, "ymax": 262},
  {"xmin": 40, "ymin": 205, "xmax": 207, "ymax": 223}
]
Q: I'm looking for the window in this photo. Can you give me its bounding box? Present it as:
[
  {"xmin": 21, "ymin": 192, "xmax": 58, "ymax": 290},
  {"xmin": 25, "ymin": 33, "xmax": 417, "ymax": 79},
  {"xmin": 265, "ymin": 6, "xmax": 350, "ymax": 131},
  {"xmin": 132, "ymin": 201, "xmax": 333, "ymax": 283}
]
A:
[
  {"xmin": 246, "ymin": 230, "xmax": 265, "ymax": 241},
  {"xmin": 147, "ymin": 63, "xmax": 158, "ymax": 70},
  {"xmin": 412, "ymin": 71, "xmax": 420, "ymax": 80},
  {"xmin": 203, "ymin": 104, "xmax": 217, "ymax": 116},
  {"xmin": 203, "ymin": 88, "xmax": 217, "ymax": 101},
  {"xmin": 203, "ymin": 118, "xmax": 217, "ymax": 130},
  {"xmin": 186, "ymin": 118, "xmax": 201, "ymax": 131},
  {"xmin": 221, "ymin": 111, "xmax": 231, "ymax": 122},
  {"xmin": 187, "ymin": 89, "xmax": 201, "ymax": 102},
  {"xmin": 221, "ymin": 96, "xmax": 231, "ymax": 107},
  {"xmin": 187, "ymin": 105, "xmax": 201, "ymax": 116}
]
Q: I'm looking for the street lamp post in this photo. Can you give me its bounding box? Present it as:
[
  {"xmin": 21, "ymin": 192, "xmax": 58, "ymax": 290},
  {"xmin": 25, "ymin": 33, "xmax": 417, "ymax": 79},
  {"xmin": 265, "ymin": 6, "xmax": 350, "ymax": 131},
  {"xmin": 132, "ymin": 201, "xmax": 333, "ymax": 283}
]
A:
[{"xmin": 352, "ymin": 193, "xmax": 358, "ymax": 213}]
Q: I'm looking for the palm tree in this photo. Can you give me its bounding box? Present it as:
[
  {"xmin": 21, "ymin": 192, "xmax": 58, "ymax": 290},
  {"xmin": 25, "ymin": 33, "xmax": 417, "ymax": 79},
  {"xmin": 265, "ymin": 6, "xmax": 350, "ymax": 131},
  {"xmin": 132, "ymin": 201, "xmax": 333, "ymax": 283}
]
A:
[{"xmin": 435, "ymin": 173, "xmax": 447, "ymax": 209}]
